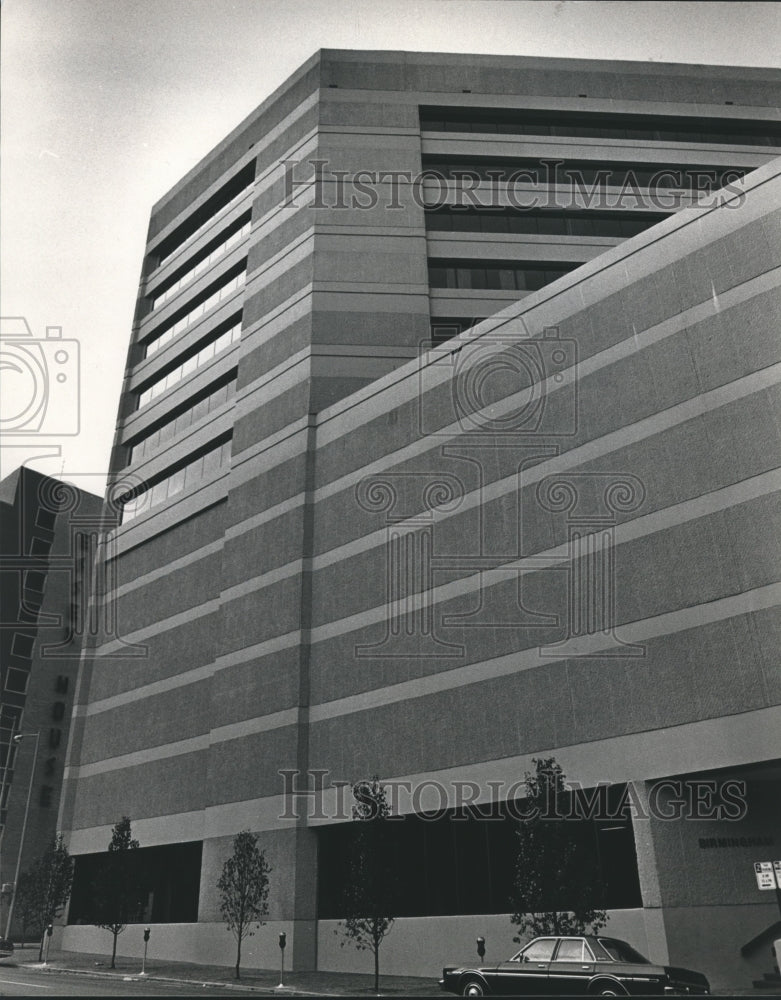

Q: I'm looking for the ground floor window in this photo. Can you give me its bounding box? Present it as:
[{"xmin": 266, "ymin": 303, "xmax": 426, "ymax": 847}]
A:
[
  {"xmin": 68, "ymin": 840, "xmax": 202, "ymax": 924},
  {"xmin": 317, "ymin": 784, "xmax": 641, "ymax": 918}
]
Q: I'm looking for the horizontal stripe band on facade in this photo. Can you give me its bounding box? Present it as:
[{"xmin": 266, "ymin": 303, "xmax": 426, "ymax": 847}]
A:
[
  {"xmin": 64, "ymin": 701, "xmax": 781, "ymax": 851},
  {"xmin": 218, "ymin": 266, "xmax": 778, "ymax": 556},
  {"xmin": 93, "ymin": 358, "xmax": 779, "ymax": 667},
  {"xmin": 64, "ymin": 706, "xmax": 301, "ymax": 779},
  {"xmin": 79, "ymin": 574, "xmax": 780, "ymax": 744}
]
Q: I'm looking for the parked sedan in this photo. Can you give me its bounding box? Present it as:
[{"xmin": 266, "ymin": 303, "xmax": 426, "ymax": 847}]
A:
[{"xmin": 440, "ymin": 934, "xmax": 710, "ymax": 996}]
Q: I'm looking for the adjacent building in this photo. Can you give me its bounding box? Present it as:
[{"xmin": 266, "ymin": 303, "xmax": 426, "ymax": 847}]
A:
[
  {"xmin": 56, "ymin": 51, "xmax": 781, "ymax": 989},
  {"xmin": 0, "ymin": 467, "xmax": 101, "ymax": 936}
]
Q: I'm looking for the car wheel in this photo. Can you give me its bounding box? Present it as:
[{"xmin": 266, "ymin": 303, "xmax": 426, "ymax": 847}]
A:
[
  {"xmin": 594, "ymin": 987, "xmax": 626, "ymax": 997},
  {"xmin": 461, "ymin": 978, "xmax": 486, "ymax": 997}
]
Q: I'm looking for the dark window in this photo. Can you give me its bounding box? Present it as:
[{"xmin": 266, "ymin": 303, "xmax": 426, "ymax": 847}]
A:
[
  {"xmin": 597, "ymin": 938, "xmax": 650, "ymax": 964},
  {"xmin": 419, "ymin": 106, "xmax": 781, "ymax": 148},
  {"xmin": 11, "ymin": 633, "xmax": 35, "ymax": 659},
  {"xmin": 153, "ymin": 162, "xmax": 255, "ymax": 265},
  {"xmin": 428, "ymin": 259, "xmax": 580, "ymax": 292},
  {"xmin": 428, "ymin": 266, "xmax": 449, "ymax": 288},
  {"xmin": 69, "ymin": 841, "xmax": 202, "ymax": 924},
  {"xmin": 424, "ymin": 157, "xmax": 746, "ymax": 193},
  {"xmin": 4, "ymin": 668, "xmax": 30, "ymax": 694},
  {"xmin": 24, "ymin": 571, "xmax": 46, "ymax": 593},
  {"xmin": 29, "ymin": 536, "xmax": 50, "ymax": 556},
  {"xmin": 35, "ymin": 508, "xmax": 57, "ymax": 532},
  {"xmin": 317, "ymin": 787, "xmax": 641, "ymax": 918},
  {"xmin": 425, "ymin": 208, "xmax": 667, "ymax": 239}
]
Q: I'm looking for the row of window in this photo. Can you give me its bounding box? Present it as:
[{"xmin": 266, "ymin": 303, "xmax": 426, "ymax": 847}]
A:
[
  {"xmin": 429, "ymin": 261, "xmax": 578, "ymax": 291},
  {"xmin": 145, "ymin": 268, "xmax": 246, "ymax": 358},
  {"xmin": 129, "ymin": 377, "xmax": 237, "ymax": 464},
  {"xmin": 120, "ymin": 439, "xmax": 232, "ymax": 524},
  {"xmin": 424, "ymin": 159, "xmax": 745, "ymax": 191},
  {"xmin": 318, "ymin": 791, "xmax": 641, "ymax": 918},
  {"xmin": 137, "ymin": 321, "xmax": 241, "ymax": 410},
  {"xmin": 155, "ymin": 168, "xmax": 255, "ymax": 268},
  {"xmin": 151, "ymin": 219, "xmax": 251, "ymax": 311},
  {"xmin": 419, "ymin": 108, "xmax": 781, "ymax": 147},
  {"xmin": 426, "ymin": 207, "xmax": 666, "ymax": 237}
]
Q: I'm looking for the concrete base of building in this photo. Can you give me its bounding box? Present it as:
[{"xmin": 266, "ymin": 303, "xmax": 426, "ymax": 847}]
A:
[
  {"xmin": 58, "ymin": 920, "xmax": 302, "ymax": 972},
  {"xmin": 316, "ymin": 909, "xmax": 656, "ymax": 979},
  {"xmin": 57, "ymin": 902, "xmax": 781, "ymax": 990}
]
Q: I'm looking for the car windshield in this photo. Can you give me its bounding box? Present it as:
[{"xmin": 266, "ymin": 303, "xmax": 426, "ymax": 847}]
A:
[{"xmin": 596, "ymin": 938, "xmax": 650, "ymax": 964}]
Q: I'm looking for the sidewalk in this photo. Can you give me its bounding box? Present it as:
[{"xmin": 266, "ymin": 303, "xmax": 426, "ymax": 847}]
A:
[
  {"xmin": 13, "ymin": 944, "xmax": 441, "ymax": 996},
  {"xmin": 10, "ymin": 945, "xmax": 778, "ymax": 997}
]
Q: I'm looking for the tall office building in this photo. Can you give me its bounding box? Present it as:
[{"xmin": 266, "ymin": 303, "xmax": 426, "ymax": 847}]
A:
[
  {"xmin": 58, "ymin": 52, "xmax": 781, "ymax": 989},
  {"xmin": 0, "ymin": 467, "xmax": 101, "ymax": 936}
]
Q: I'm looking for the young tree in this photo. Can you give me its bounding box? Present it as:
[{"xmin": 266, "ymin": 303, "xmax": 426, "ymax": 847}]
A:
[
  {"xmin": 216, "ymin": 830, "xmax": 271, "ymax": 979},
  {"xmin": 509, "ymin": 757, "xmax": 607, "ymax": 942},
  {"xmin": 338, "ymin": 777, "xmax": 399, "ymax": 995},
  {"xmin": 91, "ymin": 816, "xmax": 146, "ymax": 968},
  {"xmin": 15, "ymin": 835, "xmax": 74, "ymax": 960}
]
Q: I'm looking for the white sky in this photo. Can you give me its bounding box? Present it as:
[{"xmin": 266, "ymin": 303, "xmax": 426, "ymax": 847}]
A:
[{"xmin": 2, "ymin": 0, "xmax": 780, "ymax": 495}]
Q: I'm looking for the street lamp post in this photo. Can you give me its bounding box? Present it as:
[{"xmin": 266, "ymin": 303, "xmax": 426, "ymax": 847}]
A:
[{"xmin": 4, "ymin": 731, "xmax": 41, "ymax": 939}]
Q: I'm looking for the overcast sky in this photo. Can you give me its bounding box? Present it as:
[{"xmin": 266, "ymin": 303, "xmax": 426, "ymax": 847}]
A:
[{"xmin": 2, "ymin": 0, "xmax": 780, "ymax": 494}]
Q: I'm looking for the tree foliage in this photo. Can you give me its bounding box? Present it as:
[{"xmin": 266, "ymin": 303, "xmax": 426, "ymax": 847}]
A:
[
  {"xmin": 15, "ymin": 835, "xmax": 74, "ymax": 960},
  {"xmin": 339, "ymin": 777, "xmax": 399, "ymax": 994},
  {"xmin": 216, "ymin": 830, "xmax": 271, "ymax": 979},
  {"xmin": 509, "ymin": 757, "xmax": 607, "ymax": 941},
  {"xmin": 91, "ymin": 816, "xmax": 146, "ymax": 968}
]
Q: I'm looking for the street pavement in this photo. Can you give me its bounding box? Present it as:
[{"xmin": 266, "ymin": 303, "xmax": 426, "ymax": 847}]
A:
[
  {"xmin": 1, "ymin": 947, "xmax": 439, "ymax": 997},
  {"xmin": 1, "ymin": 947, "xmax": 778, "ymax": 997},
  {"xmin": 0, "ymin": 963, "xmax": 231, "ymax": 996}
]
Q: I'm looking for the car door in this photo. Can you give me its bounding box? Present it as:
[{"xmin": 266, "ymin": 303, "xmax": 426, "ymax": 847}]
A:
[
  {"xmin": 498, "ymin": 937, "xmax": 556, "ymax": 994},
  {"xmin": 547, "ymin": 938, "xmax": 594, "ymax": 995}
]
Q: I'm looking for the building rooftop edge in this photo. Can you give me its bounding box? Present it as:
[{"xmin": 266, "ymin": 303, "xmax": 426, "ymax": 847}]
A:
[
  {"xmin": 317, "ymin": 47, "xmax": 781, "ymax": 75},
  {"xmin": 149, "ymin": 47, "xmax": 781, "ymax": 217}
]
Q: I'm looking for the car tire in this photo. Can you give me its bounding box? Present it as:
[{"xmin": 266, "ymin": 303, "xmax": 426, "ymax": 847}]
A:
[
  {"xmin": 592, "ymin": 986, "xmax": 627, "ymax": 997},
  {"xmin": 461, "ymin": 977, "xmax": 486, "ymax": 997}
]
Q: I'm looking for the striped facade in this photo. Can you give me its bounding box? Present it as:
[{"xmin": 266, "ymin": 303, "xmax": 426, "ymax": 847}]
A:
[{"xmin": 57, "ymin": 52, "xmax": 781, "ymax": 989}]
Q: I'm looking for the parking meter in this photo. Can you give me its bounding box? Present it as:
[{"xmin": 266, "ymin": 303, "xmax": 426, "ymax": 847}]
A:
[
  {"xmin": 476, "ymin": 936, "xmax": 486, "ymax": 960},
  {"xmin": 140, "ymin": 926, "xmax": 151, "ymax": 975},
  {"xmin": 278, "ymin": 931, "xmax": 287, "ymax": 987},
  {"xmin": 42, "ymin": 923, "xmax": 54, "ymax": 964}
]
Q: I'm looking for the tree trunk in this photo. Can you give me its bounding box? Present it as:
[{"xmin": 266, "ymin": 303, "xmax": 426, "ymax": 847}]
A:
[
  {"xmin": 235, "ymin": 933, "xmax": 242, "ymax": 979},
  {"xmin": 38, "ymin": 933, "xmax": 44, "ymax": 963},
  {"xmin": 374, "ymin": 940, "xmax": 379, "ymax": 994},
  {"xmin": 111, "ymin": 929, "xmax": 118, "ymax": 969}
]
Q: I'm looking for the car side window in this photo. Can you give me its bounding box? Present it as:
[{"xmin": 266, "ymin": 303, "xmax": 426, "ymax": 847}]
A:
[
  {"xmin": 555, "ymin": 939, "xmax": 585, "ymax": 962},
  {"xmin": 521, "ymin": 938, "xmax": 557, "ymax": 963}
]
